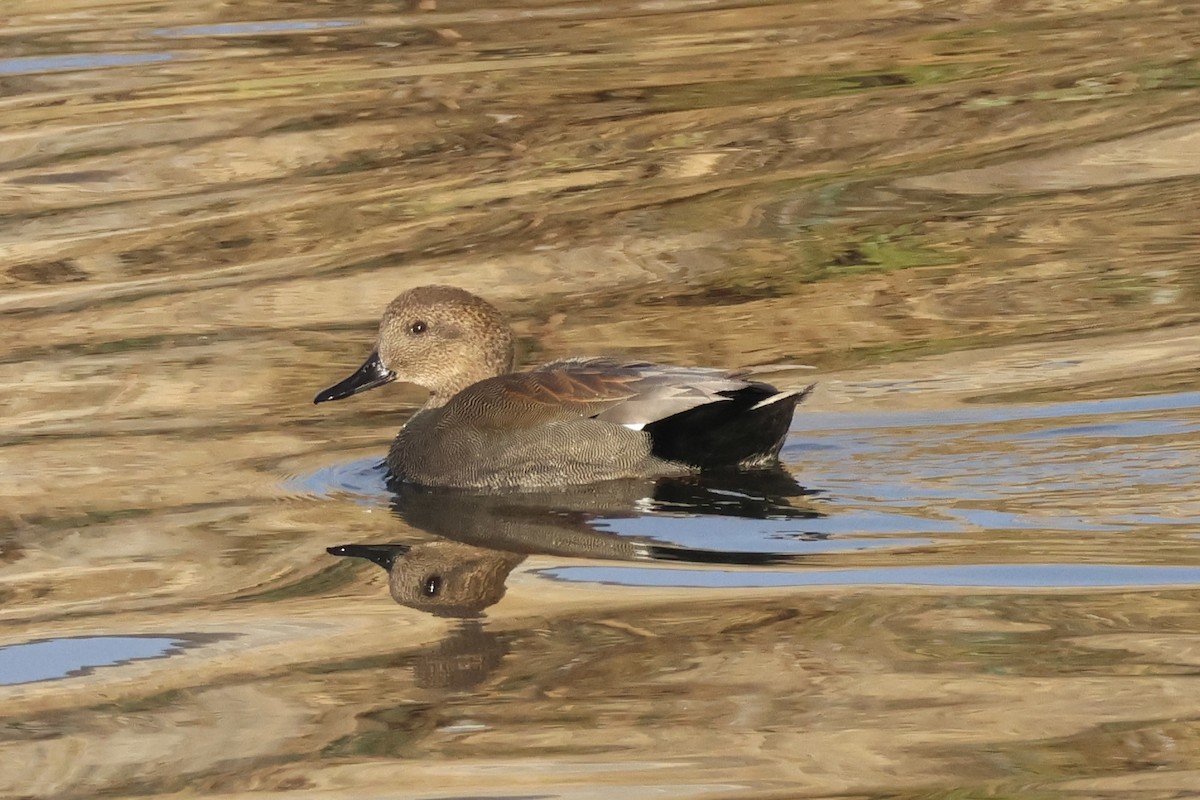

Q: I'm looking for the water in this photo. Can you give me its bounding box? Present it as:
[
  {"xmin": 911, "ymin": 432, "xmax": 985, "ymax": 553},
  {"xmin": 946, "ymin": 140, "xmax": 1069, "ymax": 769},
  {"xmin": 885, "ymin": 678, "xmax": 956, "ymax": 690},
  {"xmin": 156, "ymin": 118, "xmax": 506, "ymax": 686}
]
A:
[
  {"xmin": 0, "ymin": 635, "xmax": 194, "ymax": 685},
  {"xmin": 4, "ymin": 1, "xmax": 1200, "ymax": 798}
]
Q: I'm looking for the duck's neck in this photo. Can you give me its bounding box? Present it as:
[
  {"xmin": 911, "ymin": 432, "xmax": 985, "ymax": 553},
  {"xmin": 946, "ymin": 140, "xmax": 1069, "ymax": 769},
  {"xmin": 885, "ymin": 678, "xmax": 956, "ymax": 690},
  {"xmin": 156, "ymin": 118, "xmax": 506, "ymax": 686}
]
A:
[
  {"xmin": 421, "ymin": 336, "xmax": 516, "ymax": 409},
  {"xmin": 424, "ymin": 385, "xmax": 468, "ymax": 409},
  {"xmin": 424, "ymin": 360, "xmax": 511, "ymax": 409}
]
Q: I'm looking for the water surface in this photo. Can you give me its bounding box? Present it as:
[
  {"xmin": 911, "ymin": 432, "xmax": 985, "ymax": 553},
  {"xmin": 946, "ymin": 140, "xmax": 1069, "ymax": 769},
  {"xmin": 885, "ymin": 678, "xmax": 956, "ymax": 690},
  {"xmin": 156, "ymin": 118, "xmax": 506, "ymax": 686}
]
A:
[{"xmin": 3, "ymin": 1, "xmax": 1200, "ymax": 798}]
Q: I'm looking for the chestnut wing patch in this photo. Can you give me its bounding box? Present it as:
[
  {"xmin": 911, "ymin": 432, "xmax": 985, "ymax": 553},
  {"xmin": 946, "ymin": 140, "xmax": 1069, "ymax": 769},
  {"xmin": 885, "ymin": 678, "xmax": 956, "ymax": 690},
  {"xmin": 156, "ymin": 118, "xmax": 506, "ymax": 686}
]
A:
[
  {"xmin": 440, "ymin": 358, "xmax": 758, "ymax": 432},
  {"xmin": 439, "ymin": 359, "xmax": 647, "ymax": 431}
]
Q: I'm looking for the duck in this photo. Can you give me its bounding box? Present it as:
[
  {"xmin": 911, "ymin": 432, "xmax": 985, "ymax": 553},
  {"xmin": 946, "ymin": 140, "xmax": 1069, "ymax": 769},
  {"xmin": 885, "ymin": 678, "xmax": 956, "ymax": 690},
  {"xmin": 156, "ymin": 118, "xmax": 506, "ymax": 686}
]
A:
[{"xmin": 313, "ymin": 285, "xmax": 812, "ymax": 490}]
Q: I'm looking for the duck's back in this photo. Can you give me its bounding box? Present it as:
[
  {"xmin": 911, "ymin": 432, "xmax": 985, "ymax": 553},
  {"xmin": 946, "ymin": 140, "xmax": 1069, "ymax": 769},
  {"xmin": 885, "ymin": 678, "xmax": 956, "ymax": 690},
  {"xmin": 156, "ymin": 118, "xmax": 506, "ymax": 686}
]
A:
[{"xmin": 387, "ymin": 357, "xmax": 806, "ymax": 490}]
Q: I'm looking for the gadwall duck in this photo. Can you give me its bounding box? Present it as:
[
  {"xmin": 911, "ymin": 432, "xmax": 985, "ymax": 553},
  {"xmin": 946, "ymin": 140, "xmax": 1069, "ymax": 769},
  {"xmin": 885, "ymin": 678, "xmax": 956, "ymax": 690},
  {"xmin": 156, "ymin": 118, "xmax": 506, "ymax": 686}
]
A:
[{"xmin": 314, "ymin": 285, "xmax": 812, "ymax": 489}]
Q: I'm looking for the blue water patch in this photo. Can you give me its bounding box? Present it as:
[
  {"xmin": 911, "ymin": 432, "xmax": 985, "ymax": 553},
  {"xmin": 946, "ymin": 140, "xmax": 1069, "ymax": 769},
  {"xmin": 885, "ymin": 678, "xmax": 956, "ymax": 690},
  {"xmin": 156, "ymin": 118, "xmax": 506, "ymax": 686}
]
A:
[
  {"xmin": 949, "ymin": 507, "xmax": 1125, "ymax": 533},
  {"xmin": 795, "ymin": 390, "xmax": 1200, "ymax": 432},
  {"xmin": 599, "ymin": 511, "xmax": 947, "ymax": 550},
  {"xmin": 599, "ymin": 511, "xmax": 933, "ymax": 554},
  {"xmin": 997, "ymin": 418, "xmax": 1200, "ymax": 441},
  {"xmin": 283, "ymin": 456, "xmax": 389, "ymax": 504},
  {"xmin": 151, "ymin": 19, "xmax": 362, "ymax": 38},
  {"xmin": 0, "ymin": 53, "xmax": 175, "ymax": 76},
  {"xmin": 543, "ymin": 563, "xmax": 1200, "ymax": 590},
  {"xmin": 0, "ymin": 635, "xmax": 188, "ymax": 686}
]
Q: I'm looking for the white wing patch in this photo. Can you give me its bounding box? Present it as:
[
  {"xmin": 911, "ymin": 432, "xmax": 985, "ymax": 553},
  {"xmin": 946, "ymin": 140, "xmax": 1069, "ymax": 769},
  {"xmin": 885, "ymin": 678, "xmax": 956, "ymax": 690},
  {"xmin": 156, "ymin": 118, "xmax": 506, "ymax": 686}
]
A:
[{"xmin": 751, "ymin": 390, "xmax": 797, "ymax": 410}]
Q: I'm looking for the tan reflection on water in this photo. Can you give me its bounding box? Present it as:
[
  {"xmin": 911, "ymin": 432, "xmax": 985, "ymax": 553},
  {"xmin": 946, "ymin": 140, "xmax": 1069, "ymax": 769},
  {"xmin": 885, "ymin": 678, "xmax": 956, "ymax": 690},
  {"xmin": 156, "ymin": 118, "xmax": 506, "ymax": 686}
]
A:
[{"xmin": 4, "ymin": 0, "xmax": 1200, "ymax": 797}]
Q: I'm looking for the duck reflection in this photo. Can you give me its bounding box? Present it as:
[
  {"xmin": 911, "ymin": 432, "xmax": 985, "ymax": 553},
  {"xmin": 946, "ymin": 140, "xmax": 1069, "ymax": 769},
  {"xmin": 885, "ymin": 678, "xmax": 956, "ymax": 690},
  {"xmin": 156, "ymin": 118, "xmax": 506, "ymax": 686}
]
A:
[
  {"xmin": 409, "ymin": 620, "xmax": 511, "ymax": 691},
  {"xmin": 328, "ymin": 468, "xmax": 822, "ymax": 617},
  {"xmin": 328, "ymin": 541, "xmax": 523, "ymax": 618}
]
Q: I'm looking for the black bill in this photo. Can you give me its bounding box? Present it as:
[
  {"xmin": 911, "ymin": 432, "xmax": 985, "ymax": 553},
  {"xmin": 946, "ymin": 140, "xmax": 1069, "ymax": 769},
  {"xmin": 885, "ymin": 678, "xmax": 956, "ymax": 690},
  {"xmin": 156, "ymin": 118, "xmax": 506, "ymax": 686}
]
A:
[
  {"xmin": 327, "ymin": 543, "xmax": 411, "ymax": 572},
  {"xmin": 313, "ymin": 350, "xmax": 396, "ymax": 404}
]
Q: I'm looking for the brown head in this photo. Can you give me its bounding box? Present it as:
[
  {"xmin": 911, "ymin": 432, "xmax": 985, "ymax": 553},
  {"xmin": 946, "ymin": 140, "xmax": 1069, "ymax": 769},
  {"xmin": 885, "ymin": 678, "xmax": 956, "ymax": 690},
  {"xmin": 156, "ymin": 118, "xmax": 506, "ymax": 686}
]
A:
[
  {"xmin": 314, "ymin": 285, "xmax": 516, "ymax": 406},
  {"xmin": 326, "ymin": 542, "xmax": 523, "ymax": 618}
]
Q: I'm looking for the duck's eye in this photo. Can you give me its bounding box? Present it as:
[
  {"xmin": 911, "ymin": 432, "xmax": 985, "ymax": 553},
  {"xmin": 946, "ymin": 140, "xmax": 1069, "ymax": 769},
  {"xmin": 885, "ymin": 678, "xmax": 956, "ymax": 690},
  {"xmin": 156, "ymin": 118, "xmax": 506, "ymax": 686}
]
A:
[
  {"xmin": 422, "ymin": 575, "xmax": 442, "ymax": 597},
  {"xmin": 409, "ymin": 320, "xmax": 427, "ymax": 335}
]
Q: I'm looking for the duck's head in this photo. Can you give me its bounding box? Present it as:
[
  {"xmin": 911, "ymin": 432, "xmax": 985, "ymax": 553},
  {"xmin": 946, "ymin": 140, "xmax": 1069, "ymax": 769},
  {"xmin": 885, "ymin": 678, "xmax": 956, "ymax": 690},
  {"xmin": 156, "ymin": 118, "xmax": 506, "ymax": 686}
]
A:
[
  {"xmin": 327, "ymin": 542, "xmax": 522, "ymax": 617},
  {"xmin": 314, "ymin": 285, "xmax": 516, "ymax": 405}
]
